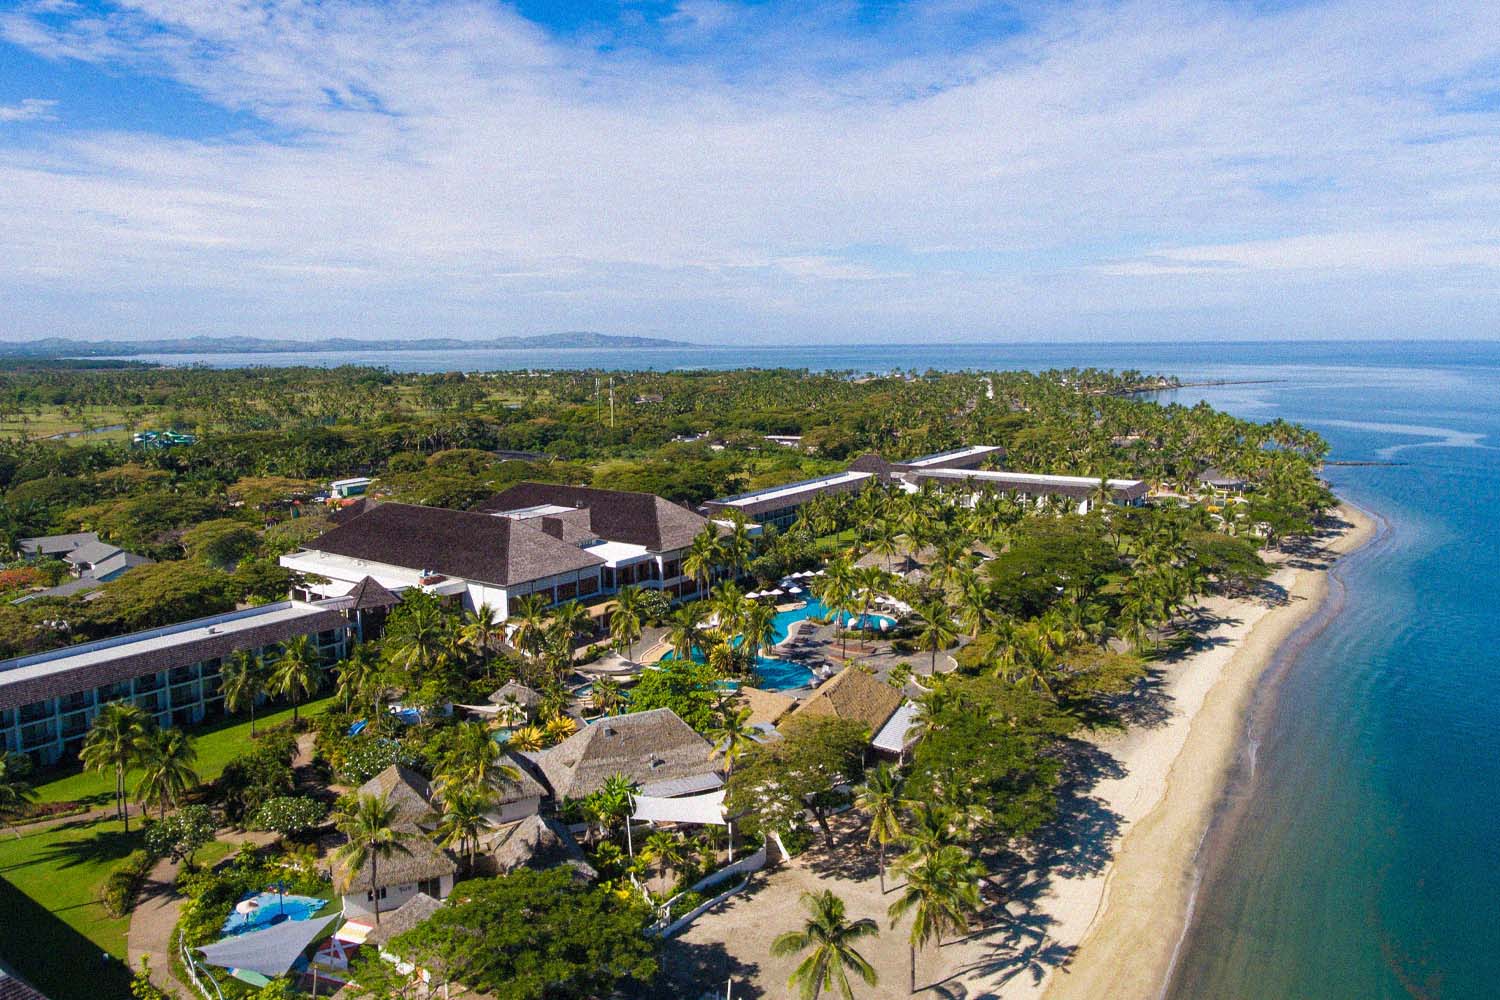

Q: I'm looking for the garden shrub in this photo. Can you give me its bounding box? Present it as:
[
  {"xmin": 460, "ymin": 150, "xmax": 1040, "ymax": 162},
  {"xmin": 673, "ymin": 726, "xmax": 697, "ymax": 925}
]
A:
[
  {"xmin": 252, "ymin": 796, "xmax": 327, "ymax": 838},
  {"xmin": 102, "ymin": 849, "xmax": 155, "ymax": 916}
]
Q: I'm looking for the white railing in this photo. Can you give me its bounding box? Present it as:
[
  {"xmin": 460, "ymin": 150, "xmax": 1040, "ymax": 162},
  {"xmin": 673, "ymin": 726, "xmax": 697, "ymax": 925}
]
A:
[
  {"xmin": 180, "ymin": 938, "xmax": 225, "ymax": 1000},
  {"xmin": 651, "ymin": 846, "xmax": 769, "ymax": 936}
]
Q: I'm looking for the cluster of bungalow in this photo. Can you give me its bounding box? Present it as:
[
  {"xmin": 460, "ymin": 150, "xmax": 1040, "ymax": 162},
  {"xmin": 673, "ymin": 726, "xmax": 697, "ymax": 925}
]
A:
[{"xmin": 702, "ymin": 444, "xmax": 1148, "ymax": 525}]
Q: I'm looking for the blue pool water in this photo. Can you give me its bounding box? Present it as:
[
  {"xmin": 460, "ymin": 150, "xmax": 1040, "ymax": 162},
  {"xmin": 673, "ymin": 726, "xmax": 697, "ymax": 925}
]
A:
[{"xmin": 220, "ymin": 893, "xmax": 328, "ymax": 935}]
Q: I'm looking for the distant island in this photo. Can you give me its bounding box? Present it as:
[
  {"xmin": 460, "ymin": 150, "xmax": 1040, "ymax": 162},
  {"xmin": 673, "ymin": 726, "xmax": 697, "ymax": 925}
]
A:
[{"xmin": 0, "ymin": 332, "xmax": 700, "ymax": 358}]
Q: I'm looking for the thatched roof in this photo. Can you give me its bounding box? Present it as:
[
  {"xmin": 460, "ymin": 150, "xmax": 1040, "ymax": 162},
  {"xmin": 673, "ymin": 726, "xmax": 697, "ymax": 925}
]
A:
[
  {"xmin": 532, "ymin": 708, "xmax": 716, "ymax": 800},
  {"xmin": 364, "ymin": 893, "xmax": 443, "ymax": 947},
  {"xmin": 493, "ymin": 752, "xmax": 548, "ymax": 804},
  {"xmin": 487, "ymin": 680, "xmax": 543, "ymax": 708},
  {"xmin": 356, "ymin": 764, "xmax": 432, "ymax": 825},
  {"xmin": 734, "ymin": 686, "xmax": 797, "ymax": 728},
  {"xmin": 491, "ymin": 815, "xmax": 596, "ymax": 880},
  {"xmin": 578, "ymin": 651, "xmax": 643, "ymax": 676},
  {"xmin": 788, "ymin": 666, "xmax": 902, "ymax": 737},
  {"xmin": 333, "ymin": 834, "xmax": 456, "ymax": 893}
]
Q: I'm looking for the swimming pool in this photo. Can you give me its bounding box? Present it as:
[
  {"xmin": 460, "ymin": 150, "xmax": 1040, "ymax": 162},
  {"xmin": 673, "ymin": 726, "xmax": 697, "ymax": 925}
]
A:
[
  {"xmin": 221, "ymin": 892, "xmax": 329, "ymax": 935},
  {"xmin": 776, "ymin": 598, "xmax": 896, "ymax": 639}
]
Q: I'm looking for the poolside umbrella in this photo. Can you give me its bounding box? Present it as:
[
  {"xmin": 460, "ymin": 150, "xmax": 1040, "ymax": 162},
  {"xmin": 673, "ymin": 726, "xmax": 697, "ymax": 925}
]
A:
[
  {"xmin": 235, "ymin": 899, "xmax": 261, "ymax": 916},
  {"xmin": 197, "ymin": 915, "xmax": 337, "ymax": 979},
  {"xmin": 746, "ymin": 590, "xmax": 762, "ymax": 599},
  {"xmin": 787, "ymin": 585, "xmax": 802, "ymax": 594},
  {"xmin": 767, "ymin": 588, "xmax": 784, "ymax": 597}
]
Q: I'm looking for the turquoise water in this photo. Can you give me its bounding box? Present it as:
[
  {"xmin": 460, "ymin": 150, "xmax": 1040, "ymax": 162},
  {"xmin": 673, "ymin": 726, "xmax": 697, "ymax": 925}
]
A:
[{"xmin": 220, "ymin": 892, "xmax": 328, "ymax": 935}]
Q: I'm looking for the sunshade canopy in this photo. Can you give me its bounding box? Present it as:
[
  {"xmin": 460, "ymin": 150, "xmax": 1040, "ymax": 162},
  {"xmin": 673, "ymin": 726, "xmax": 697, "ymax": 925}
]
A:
[
  {"xmin": 197, "ymin": 915, "xmax": 337, "ymax": 978},
  {"xmin": 631, "ymin": 789, "xmax": 728, "ymax": 826}
]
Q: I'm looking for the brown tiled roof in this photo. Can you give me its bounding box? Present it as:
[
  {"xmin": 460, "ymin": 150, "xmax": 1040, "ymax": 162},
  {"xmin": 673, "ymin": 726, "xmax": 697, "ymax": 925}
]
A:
[
  {"xmin": 302, "ymin": 502, "xmax": 604, "ymax": 587},
  {"xmin": 531, "ymin": 708, "xmax": 716, "ymax": 800},
  {"xmin": 477, "ymin": 483, "xmax": 709, "ymax": 552},
  {"xmin": 846, "ymin": 453, "xmax": 895, "ymax": 475},
  {"xmin": 734, "ymin": 686, "xmax": 797, "ymax": 728},
  {"xmin": 788, "ymin": 666, "xmax": 902, "ymax": 737},
  {"xmin": 0, "ymin": 959, "xmax": 49, "ymax": 1000}
]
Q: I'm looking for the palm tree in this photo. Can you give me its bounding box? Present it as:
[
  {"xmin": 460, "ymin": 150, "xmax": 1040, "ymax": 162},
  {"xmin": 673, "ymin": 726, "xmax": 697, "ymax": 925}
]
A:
[
  {"xmin": 770, "ymin": 889, "xmax": 880, "ymax": 1000},
  {"xmin": 683, "ymin": 525, "xmax": 722, "ymax": 597},
  {"xmin": 134, "ymin": 727, "xmax": 200, "ymax": 821},
  {"xmin": 384, "ymin": 599, "xmax": 454, "ymax": 677},
  {"xmin": 590, "ymin": 676, "xmax": 624, "ymax": 716},
  {"xmin": 459, "ymin": 601, "xmax": 503, "ymax": 657},
  {"xmin": 0, "ymin": 752, "xmax": 36, "ymax": 819},
  {"xmin": 506, "ymin": 724, "xmax": 546, "ymax": 752},
  {"xmin": 887, "ymin": 844, "xmax": 982, "ymax": 993},
  {"xmin": 436, "ymin": 722, "xmax": 522, "ymax": 795},
  {"xmin": 550, "ymin": 600, "xmax": 591, "ymax": 658},
  {"xmin": 430, "ymin": 787, "xmax": 495, "ymax": 872},
  {"xmin": 852, "ymin": 566, "xmax": 887, "ymax": 652},
  {"xmin": 507, "ymin": 594, "xmax": 550, "ymax": 665},
  {"xmin": 712, "ymin": 581, "xmax": 749, "ymax": 638},
  {"xmin": 333, "ymin": 643, "xmax": 381, "ymax": 715},
  {"xmin": 665, "ymin": 603, "xmax": 706, "ymax": 660},
  {"xmin": 332, "ymin": 791, "xmax": 415, "ymax": 926},
  {"xmin": 913, "ymin": 600, "xmax": 958, "ymax": 675},
  {"xmin": 855, "ymin": 764, "xmax": 906, "ymax": 893},
  {"xmin": 221, "ymin": 650, "xmax": 268, "ymax": 736},
  {"xmin": 269, "ymin": 634, "xmax": 322, "ymax": 722},
  {"xmin": 610, "ymin": 586, "xmax": 645, "ymax": 661},
  {"xmin": 543, "ymin": 715, "xmax": 579, "ymax": 746},
  {"xmin": 642, "ymin": 829, "xmax": 685, "ymax": 884},
  {"xmin": 586, "ymin": 773, "xmax": 635, "ymax": 843},
  {"xmin": 743, "ymin": 600, "xmax": 779, "ymax": 664},
  {"xmin": 80, "ymin": 702, "xmax": 148, "ymax": 832},
  {"xmin": 707, "ymin": 704, "xmax": 758, "ymax": 775}
]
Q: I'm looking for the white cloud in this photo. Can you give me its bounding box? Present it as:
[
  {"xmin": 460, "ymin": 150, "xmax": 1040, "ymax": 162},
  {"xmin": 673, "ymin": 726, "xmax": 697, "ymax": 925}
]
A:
[
  {"xmin": 0, "ymin": 0, "xmax": 1499, "ymax": 342},
  {"xmin": 0, "ymin": 97, "xmax": 57, "ymax": 122}
]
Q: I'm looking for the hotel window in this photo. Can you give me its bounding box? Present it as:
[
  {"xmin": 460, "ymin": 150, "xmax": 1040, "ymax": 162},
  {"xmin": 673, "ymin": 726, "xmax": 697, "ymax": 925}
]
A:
[
  {"xmin": 19, "ymin": 701, "xmax": 50, "ymax": 723},
  {"xmin": 169, "ymin": 665, "xmax": 198, "ymax": 684},
  {"xmin": 557, "ymin": 581, "xmax": 577, "ymax": 602},
  {"xmin": 577, "ymin": 576, "xmax": 599, "ymax": 597},
  {"xmin": 418, "ymin": 877, "xmax": 441, "ymax": 897},
  {"xmin": 366, "ymin": 887, "xmax": 387, "ymax": 902}
]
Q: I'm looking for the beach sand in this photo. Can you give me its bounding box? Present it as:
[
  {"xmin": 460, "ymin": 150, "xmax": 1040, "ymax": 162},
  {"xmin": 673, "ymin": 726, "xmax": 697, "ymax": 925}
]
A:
[{"xmin": 973, "ymin": 503, "xmax": 1377, "ymax": 1000}]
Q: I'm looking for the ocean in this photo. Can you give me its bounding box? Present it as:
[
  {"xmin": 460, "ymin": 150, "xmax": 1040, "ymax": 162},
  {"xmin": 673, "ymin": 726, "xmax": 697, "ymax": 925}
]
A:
[{"xmin": 121, "ymin": 338, "xmax": 1498, "ymax": 997}]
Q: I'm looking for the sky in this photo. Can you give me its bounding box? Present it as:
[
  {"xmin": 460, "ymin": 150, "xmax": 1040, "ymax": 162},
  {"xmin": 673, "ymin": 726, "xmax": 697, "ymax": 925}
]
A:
[{"xmin": 1, "ymin": 0, "xmax": 1499, "ymax": 346}]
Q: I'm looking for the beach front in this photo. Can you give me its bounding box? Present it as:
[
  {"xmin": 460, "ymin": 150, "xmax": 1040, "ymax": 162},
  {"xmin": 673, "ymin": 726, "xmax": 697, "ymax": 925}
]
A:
[{"xmin": 666, "ymin": 503, "xmax": 1376, "ymax": 999}]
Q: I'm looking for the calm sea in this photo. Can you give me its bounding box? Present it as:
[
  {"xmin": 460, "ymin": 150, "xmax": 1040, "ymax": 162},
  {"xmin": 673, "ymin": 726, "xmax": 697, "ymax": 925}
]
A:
[{"xmin": 127, "ymin": 339, "xmax": 1499, "ymax": 997}]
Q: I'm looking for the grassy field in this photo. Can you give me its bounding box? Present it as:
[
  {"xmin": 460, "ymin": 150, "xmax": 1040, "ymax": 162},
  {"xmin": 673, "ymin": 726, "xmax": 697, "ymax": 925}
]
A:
[
  {"xmin": 0, "ymin": 405, "xmax": 147, "ymax": 443},
  {"xmin": 0, "ymin": 815, "xmax": 140, "ymax": 999},
  {"xmin": 34, "ymin": 694, "xmax": 338, "ymax": 806}
]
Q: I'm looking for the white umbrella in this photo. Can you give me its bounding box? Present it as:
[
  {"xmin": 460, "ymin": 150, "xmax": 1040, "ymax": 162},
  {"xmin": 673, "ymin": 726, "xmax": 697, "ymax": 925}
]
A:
[
  {"xmin": 746, "ymin": 590, "xmax": 762, "ymax": 599},
  {"xmin": 235, "ymin": 899, "xmax": 261, "ymax": 915},
  {"xmin": 767, "ymin": 588, "xmax": 785, "ymax": 597},
  {"xmin": 787, "ymin": 585, "xmax": 802, "ymax": 594}
]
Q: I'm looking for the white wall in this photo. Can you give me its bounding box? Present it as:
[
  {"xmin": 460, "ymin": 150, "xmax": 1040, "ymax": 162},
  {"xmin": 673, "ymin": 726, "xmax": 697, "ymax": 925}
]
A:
[{"xmin": 341, "ymin": 874, "xmax": 453, "ymax": 921}]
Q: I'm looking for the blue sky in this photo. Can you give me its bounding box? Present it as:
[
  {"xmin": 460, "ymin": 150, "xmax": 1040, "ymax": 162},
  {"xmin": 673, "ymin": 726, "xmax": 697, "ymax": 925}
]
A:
[{"xmin": 1, "ymin": 0, "xmax": 1499, "ymax": 344}]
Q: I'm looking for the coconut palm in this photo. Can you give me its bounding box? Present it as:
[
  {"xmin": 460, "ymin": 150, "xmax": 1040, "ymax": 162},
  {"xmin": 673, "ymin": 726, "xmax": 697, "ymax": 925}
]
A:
[
  {"xmin": 585, "ymin": 773, "xmax": 635, "ymax": 843},
  {"xmin": 666, "ymin": 602, "xmax": 706, "ymax": 660},
  {"xmin": 134, "ymin": 726, "xmax": 200, "ymax": 821},
  {"xmin": 80, "ymin": 702, "xmax": 148, "ymax": 832},
  {"xmin": 855, "ymin": 764, "xmax": 907, "ymax": 893},
  {"xmin": 383, "ymin": 598, "xmax": 454, "ymax": 676},
  {"xmin": 887, "ymin": 844, "xmax": 983, "ymax": 993},
  {"xmin": 220, "ymin": 650, "xmax": 268, "ymax": 736},
  {"xmin": 549, "ymin": 600, "xmax": 591, "ymax": 657},
  {"xmin": 269, "ymin": 634, "xmax": 322, "ymax": 722},
  {"xmin": 609, "ymin": 586, "xmax": 645, "ymax": 661},
  {"xmin": 723, "ymin": 515, "xmax": 754, "ymax": 579},
  {"xmin": 743, "ymin": 600, "xmax": 779, "ymax": 664},
  {"xmin": 770, "ymin": 889, "xmax": 880, "ymax": 1000},
  {"xmin": 711, "ymin": 581, "xmax": 749, "ymax": 638},
  {"xmin": 590, "ymin": 676, "xmax": 624, "ymax": 716},
  {"xmin": 459, "ymin": 601, "xmax": 503, "ymax": 657},
  {"xmin": 707, "ymin": 704, "xmax": 758, "ymax": 775},
  {"xmin": 642, "ymin": 829, "xmax": 686, "ymax": 883},
  {"xmin": 0, "ymin": 752, "xmax": 36, "ymax": 819},
  {"xmin": 913, "ymin": 600, "xmax": 958, "ymax": 675},
  {"xmin": 430, "ymin": 787, "xmax": 495, "ymax": 872},
  {"xmin": 331, "ymin": 791, "xmax": 415, "ymax": 926},
  {"xmin": 683, "ymin": 524, "xmax": 722, "ymax": 597},
  {"xmin": 507, "ymin": 594, "xmax": 550, "ymax": 664},
  {"xmin": 435, "ymin": 722, "xmax": 522, "ymax": 795},
  {"xmin": 333, "ymin": 643, "xmax": 381, "ymax": 715}
]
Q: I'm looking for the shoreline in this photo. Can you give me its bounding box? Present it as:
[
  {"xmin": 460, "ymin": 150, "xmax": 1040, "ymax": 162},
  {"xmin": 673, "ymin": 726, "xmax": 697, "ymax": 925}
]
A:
[{"xmin": 945, "ymin": 501, "xmax": 1377, "ymax": 1000}]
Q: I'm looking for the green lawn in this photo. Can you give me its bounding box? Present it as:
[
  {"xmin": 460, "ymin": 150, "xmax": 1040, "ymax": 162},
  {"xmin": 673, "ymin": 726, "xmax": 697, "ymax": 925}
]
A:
[
  {"xmin": 35, "ymin": 693, "xmax": 339, "ymax": 806},
  {"xmin": 0, "ymin": 815, "xmax": 140, "ymax": 1000}
]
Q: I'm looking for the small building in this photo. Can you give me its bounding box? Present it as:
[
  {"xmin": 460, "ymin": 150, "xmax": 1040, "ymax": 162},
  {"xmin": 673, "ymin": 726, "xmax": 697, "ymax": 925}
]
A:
[
  {"xmin": 702, "ymin": 470, "xmax": 875, "ymax": 530},
  {"xmin": 901, "ymin": 468, "xmax": 1148, "ymax": 514},
  {"xmin": 15, "ymin": 532, "xmax": 153, "ymax": 593},
  {"xmin": 487, "ymin": 680, "xmax": 544, "ymax": 725},
  {"xmin": 330, "ymin": 477, "xmax": 373, "ymax": 499},
  {"xmin": 1199, "ymin": 468, "xmax": 1249, "ymax": 495},
  {"xmin": 528, "ymin": 707, "xmax": 720, "ymax": 801},
  {"xmin": 334, "ymin": 765, "xmax": 457, "ymax": 921},
  {"xmin": 489, "ymin": 814, "xmax": 596, "ymax": 881},
  {"xmin": 786, "ymin": 666, "xmax": 914, "ymax": 758}
]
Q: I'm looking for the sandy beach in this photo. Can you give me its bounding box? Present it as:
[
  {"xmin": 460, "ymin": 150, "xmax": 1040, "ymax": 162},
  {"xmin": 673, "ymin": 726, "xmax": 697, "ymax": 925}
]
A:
[
  {"xmin": 1004, "ymin": 502, "xmax": 1378, "ymax": 1000},
  {"xmin": 665, "ymin": 504, "xmax": 1376, "ymax": 1000}
]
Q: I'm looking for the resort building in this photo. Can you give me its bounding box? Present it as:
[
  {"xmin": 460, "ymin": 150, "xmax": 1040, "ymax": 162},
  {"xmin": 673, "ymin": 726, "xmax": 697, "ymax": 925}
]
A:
[
  {"xmin": 0, "ymin": 601, "xmax": 350, "ymax": 765},
  {"xmin": 282, "ymin": 484, "xmax": 718, "ymax": 620},
  {"xmin": 702, "ymin": 470, "xmax": 875, "ymax": 530},
  {"xmin": 786, "ymin": 666, "xmax": 918, "ymax": 759},
  {"xmin": 334, "ymin": 765, "xmax": 457, "ymax": 921},
  {"xmin": 902, "ymin": 468, "xmax": 1148, "ymax": 513},
  {"xmin": 525, "ymin": 707, "xmax": 720, "ymax": 801},
  {"xmin": 702, "ymin": 444, "xmax": 1008, "ymax": 529}
]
